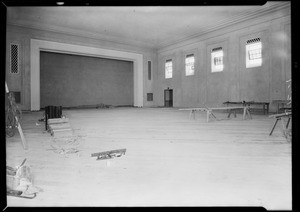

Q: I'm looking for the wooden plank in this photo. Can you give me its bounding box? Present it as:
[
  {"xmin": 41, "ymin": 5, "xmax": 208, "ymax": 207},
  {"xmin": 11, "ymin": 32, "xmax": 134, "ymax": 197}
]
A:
[
  {"xmin": 48, "ymin": 118, "xmax": 69, "ymax": 124},
  {"xmin": 51, "ymin": 128, "xmax": 73, "ymax": 137},
  {"xmin": 209, "ymin": 106, "xmax": 245, "ymax": 110},
  {"xmin": 179, "ymin": 108, "xmax": 207, "ymax": 111},
  {"xmin": 180, "ymin": 106, "xmax": 245, "ymax": 111},
  {"xmin": 6, "ymin": 81, "xmax": 28, "ymax": 150},
  {"xmin": 91, "ymin": 148, "xmax": 126, "ymax": 157},
  {"xmin": 48, "ymin": 123, "xmax": 71, "ymax": 130},
  {"xmin": 269, "ymin": 112, "xmax": 291, "ymax": 118},
  {"xmin": 15, "ymin": 116, "xmax": 28, "ymax": 150},
  {"xmin": 52, "ymin": 128, "xmax": 73, "ymax": 133}
]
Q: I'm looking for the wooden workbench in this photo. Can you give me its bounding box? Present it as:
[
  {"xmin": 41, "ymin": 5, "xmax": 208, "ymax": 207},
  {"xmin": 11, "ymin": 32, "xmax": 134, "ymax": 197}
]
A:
[
  {"xmin": 223, "ymin": 101, "xmax": 269, "ymax": 115},
  {"xmin": 179, "ymin": 106, "xmax": 251, "ymax": 122}
]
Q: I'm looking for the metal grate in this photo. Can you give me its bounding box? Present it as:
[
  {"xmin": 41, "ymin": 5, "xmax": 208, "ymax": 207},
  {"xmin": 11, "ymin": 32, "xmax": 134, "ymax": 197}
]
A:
[
  {"xmin": 212, "ymin": 47, "xmax": 222, "ymax": 52},
  {"xmin": 147, "ymin": 93, "xmax": 153, "ymax": 101},
  {"xmin": 247, "ymin": 37, "xmax": 261, "ymax": 44},
  {"xmin": 10, "ymin": 44, "xmax": 19, "ymax": 74}
]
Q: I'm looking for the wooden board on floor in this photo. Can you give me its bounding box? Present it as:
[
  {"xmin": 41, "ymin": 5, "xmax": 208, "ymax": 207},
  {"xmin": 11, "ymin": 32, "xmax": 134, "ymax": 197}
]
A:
[
  {"xmin": 48, "ymin": 118, "xmax": 69, "ymax": 124},
  {"xmin": 48, "ymin": 122, "xmax": 72, "ymax": 130}
]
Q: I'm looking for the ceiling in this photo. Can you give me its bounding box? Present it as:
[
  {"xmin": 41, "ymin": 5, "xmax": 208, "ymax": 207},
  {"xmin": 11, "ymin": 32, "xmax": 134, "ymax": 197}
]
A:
[{"xmin": 7, "ymin": 2, "xmax": 290, "ymax": 50}]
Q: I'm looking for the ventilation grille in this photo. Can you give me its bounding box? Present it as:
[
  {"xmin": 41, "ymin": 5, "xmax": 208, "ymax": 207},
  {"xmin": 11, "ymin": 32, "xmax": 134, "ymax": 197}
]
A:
[
  {"xmin": 212, "ymin": 47, "xmax": 222, "ymax": 52},
  {"xmin": 147, "ymin": 93, "xmax": 153, "ymax": 101},
  {"xmin": 247, "ymin": 38, "xmax": 261, "ymax": 44},
  {"xmin": 10, "ymin": 44, "xmax": 19, "ymax": 74}
]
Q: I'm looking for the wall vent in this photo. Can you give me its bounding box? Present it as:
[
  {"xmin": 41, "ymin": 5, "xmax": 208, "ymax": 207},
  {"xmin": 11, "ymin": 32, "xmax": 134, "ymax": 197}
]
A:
[
  {"xmin": 11, "ymin": 91, "xmax": 21, "ymax": 103},
  {"xmin": 147, "ymin": 93, "xmax": 153, "ymax": 101},
  {"xmin": 247, "ymin": 37, "xmax": 261, "ymax": 44},
  {"xmin": 212, "ymin": 47, "xmax": 222, "ymax": 52},
  {"xmin": 10, "ymin": 44, "xmax": 19, "ymax": 74},
  {"xmin": 186, "ymin": 54, "xmax": 194, "ymax": 58}
]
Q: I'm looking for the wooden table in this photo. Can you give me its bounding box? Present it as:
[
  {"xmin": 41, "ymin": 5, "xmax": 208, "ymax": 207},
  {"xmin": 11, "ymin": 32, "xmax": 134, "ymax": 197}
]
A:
[
  {"xmin": 179, "ymin": 106, "xmax": 252, "ymax": 122},
  {"xmin": 223, "ymin": 101, "xmax": 270, "ymax": 115}
]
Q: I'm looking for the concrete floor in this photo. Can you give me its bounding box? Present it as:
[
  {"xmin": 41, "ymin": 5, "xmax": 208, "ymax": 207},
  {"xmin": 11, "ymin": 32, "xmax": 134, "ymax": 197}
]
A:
[{"xmin": 6, "ymin": 107, "xmax": 291, "ymax": 209}]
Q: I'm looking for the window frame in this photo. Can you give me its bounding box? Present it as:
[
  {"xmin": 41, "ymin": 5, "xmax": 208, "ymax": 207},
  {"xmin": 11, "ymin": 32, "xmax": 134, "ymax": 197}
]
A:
[
  {"xmin": 185, "ymin": 54, "xmax": 195, "ymax": 76},
  {"xmin": 211, "ymin": 47, "xmax": 224, "ymax": 73},
  {"xmin": 165, "ymin": 59, "xmax": 173, "ymax": 79},
  {"xmin": 246, "ymin": 38, "xmax": 262, "ymax": 68}
]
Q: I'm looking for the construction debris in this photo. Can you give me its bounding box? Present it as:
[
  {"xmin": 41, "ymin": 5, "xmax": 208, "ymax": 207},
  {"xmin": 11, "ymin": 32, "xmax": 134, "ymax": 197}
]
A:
[
  {"xmin": 6, "ymin": 159, "xmax": 42, "ymax": 199},
  {"xmin": 47, "ymin": 117, "xmax": 73, "ymax": 138},
  {"xmin": 48, "ymin": 135, "xmax": 83, "ymax": 157},
  {"xmin": 96, "ymin": 103, "xmax": 113, "ymax": 109},
  {"xmin": 91, "ymin": 148, "xmax": 126, "ymax": 160}
]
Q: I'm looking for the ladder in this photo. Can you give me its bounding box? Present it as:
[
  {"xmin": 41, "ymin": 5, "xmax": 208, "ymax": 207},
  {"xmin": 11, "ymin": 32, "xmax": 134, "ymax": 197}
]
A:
[{"xmin": 5, "ymin": 82, "xmax": 28, "ymax": 150}]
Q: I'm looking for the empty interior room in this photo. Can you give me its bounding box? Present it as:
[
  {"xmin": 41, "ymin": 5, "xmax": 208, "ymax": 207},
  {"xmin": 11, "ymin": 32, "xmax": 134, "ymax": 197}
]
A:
[{"xmin": 3, "ymin": 1, "xmax": 292, "ymax": 210}]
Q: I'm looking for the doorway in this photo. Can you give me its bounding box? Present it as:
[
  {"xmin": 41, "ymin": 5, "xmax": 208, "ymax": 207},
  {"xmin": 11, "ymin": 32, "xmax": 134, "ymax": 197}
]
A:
[{"xmin": 164, "ymin": 89, "xmax": 173, "ymax": 107}]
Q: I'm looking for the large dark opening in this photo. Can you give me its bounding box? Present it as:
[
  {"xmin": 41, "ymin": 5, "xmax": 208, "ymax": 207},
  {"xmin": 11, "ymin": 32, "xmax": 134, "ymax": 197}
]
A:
[{"xmin": 40, "ymin": 51, "xmax": 134, "ymax": 108}]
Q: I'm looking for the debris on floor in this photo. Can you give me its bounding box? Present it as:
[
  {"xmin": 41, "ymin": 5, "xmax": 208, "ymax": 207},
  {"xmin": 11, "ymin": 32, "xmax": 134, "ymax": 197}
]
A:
[
  {"xmin": 47, "ymin": 116, "xmax": 73, "ymax": 137},
  {"xmin": 96, "ymin": 103, "xmax": 114, "ymax": 109},
  {"xmin": 38, "ymin": 114, "xmax": 45, "ymax": 122},
  {"xmin": 6, "ymin": 159, "xmax": 43, "ymax": 199},
  {"xmin": 48, "ymin": 135, "xmax": 83, "ymax": 157},
  {"xmin": 91, "ymin": 148, "xmax": 126, "ymax": 160}
]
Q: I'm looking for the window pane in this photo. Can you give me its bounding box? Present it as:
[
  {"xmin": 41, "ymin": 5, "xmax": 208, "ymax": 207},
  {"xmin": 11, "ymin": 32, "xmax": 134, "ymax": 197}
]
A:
[
  {"xmin": 185, "ymin": 55, "xmax": 195, "ymax": 76},
  {"xmin": 211, "ymin": 50, "xmax": 224, "ymax": 72},
  {"xmin": 246, "ymin": 42, "xmax": 262, "ymax": 68},
  {"xmin": 165, "ymin": 60, "xmax": 172, "ymax": 79}
]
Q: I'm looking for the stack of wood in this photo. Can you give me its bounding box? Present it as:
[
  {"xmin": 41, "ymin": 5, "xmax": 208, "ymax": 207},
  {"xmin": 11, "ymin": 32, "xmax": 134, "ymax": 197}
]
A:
[{"xmin": 47, "ymin": 117, "xmax": 73, "ymax": 138}]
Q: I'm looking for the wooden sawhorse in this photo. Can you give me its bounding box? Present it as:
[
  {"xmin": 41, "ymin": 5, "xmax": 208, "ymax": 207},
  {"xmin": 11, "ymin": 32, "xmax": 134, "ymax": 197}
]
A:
[
  {"xmin": 179, "ymin": 106, "xmax": 252, "ymax": 122},
  {"xmin": 269, "ymin": 112, "xmax": 292, "ymax": 136}
]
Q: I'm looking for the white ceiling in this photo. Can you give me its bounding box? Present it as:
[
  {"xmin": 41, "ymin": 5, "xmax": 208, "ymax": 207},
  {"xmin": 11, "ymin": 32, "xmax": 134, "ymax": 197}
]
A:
[{"xmin": 7, "ymin": 2, "xmax": 289, "ymax": 49}]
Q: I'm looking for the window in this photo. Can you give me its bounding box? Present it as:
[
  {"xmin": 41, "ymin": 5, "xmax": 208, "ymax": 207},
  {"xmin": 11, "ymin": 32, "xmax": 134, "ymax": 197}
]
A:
[
  {"xmin": 10, "ymin": 44, "xmax": 19, "ymax": 74},
  {"xmin": 246, "ymin": 38, "xmax": 262, "ymax": 68},
  {"xmin": 165, "ymin": 59, "xmax": 172, "ymax": 79},
  {"xmin": 211, "ymin": 47, "xmax": 224, "ymax": 72},
  {"xmin": 147, "ymin": 93, "xmax": 153, "ymax": 101},
  {"xmin": 185, "ymin": 54, "xmax": 195, "ymax": 76},
  {"xmin": 148, "ymin": 61, "xmax": 151, "ymax": 80}
]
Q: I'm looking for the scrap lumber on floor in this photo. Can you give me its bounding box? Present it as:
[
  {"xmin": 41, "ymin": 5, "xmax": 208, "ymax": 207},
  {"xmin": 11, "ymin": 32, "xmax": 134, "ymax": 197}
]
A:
[
  {"xmin": 48, "ymin": 117, "xmax": 73, "ymax": 137},
  {"xmin": 269, "ymin": 111, "xmax": 292, "ymax": 138}
]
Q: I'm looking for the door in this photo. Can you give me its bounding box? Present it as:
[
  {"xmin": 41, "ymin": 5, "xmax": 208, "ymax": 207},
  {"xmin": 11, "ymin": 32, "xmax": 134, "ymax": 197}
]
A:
[{"xmin": 164, "ymin": 89, "xmax": 173, "ymax": 107}]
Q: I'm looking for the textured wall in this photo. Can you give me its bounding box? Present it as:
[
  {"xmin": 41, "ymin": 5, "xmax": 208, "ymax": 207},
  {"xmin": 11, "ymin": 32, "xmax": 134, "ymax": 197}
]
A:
[{"xmin": 40, "ymin": 52, "xmax": 133, "ymax": 108}]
